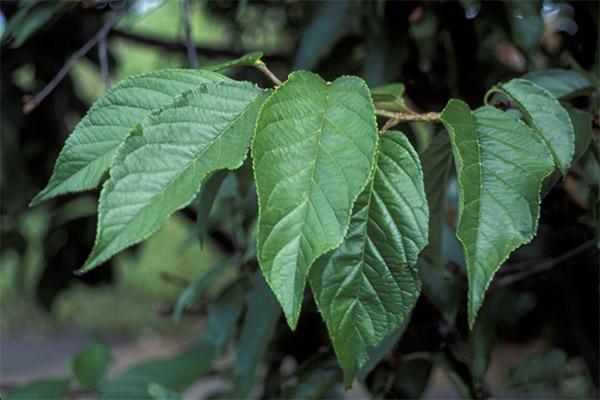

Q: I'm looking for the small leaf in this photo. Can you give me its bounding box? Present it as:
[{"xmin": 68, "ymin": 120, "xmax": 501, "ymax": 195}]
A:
[
  {"xmin": 148, "ymin": 382, "xmax": 183, "ymax": 400},
  {"xmin": 80, "ymin": 82, "xmax": 268, "ymax": 272},
  {"xmin": 440, "ymin": 100, "xmax": 554, "ymax": 327},
  {"xmin": 203, "ymin": 51, "xmax": 263, "ymax": 72},
  {"xmin": 4, "ymin": 378, "xmax": 70, "ymax": 400},
  {"xmin": 371, "ymin": 83, "xmax": 406, "ymax": 103},
  {"xmin": 504, "ymin": 348, "xmax": 571, "ymax": 390},
  {"xmin": 310, "ymin": 132, "xmax": 427, "ymax": 388},
  {"xmin": 99, "ymin": 346, "xmax": 213, "ymax": 399},
  {"xmin": 227, "ymin": 271, "xmax": 281, "ymax": 398},
  {"xmin": 195, "ymin": 170, "xmax": 229, "ymax": 248},
  {"xmin": 282, "ymin": 354, "xmax": 343, "ymax": 400},
  {"xmin": 30, "ymin": 70, "xmax": 231, "ymax": 206},
  {"xmin": 522, "ymin": 69, "xmax": 595, "ymax": 99},
  {"xmin": 499, "ymin": 78, "xmax": 575, "ymax": 175},
  {"xmin": 253, "ymin": 71, "xmax": 378, "ymax": 329},
  {"xmin": 172, "ymin": 258, "xmax": 232, "ymax": 322},
  {"xmin": 69, "ymin": 339, "xmax": 112, "ymax": 390}
]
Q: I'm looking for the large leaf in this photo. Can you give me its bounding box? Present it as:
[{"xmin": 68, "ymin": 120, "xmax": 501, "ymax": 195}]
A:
[
  {"xmin": 440, "ymin": 100, "xmax": 554, "ymax": 328},
  {"xmin": 30, "ymin": 70, "xmax": 231, "ymax": 206},
  {"xmin": 253, "ymin": 71, "xmax": 378, "ymax": 328},
  {"xmin": 499, "ymin": 78, "xmax": 575, "ymax": 175},
  {"xmin": 80, "ymin": 82, "xmax": 268, "ymax": 272},
  {"xmin": 356, "ymin": 323, "xmax": 407, "ymax": 381},
  {"xmin": 309, "ymin": 132, "xmax": 427, "ymax": 388},
  {"xmin": 522, "ymin": 69, "xmax": 595, "ymax": 99}
]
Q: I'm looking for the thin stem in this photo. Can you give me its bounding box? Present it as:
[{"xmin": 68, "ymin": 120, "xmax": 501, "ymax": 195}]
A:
[
  {"xmin": 483, "ymin": 86, "xmax": 508, "ymax": 106},
  {"xmin": 401, "ymin": 351, "xmax": 432, "ymax": 363},
  {"xmin": 23, "ymin": 8, "xmax": 127, "ymax": 113},
  {"xmin": 375, "ymin": 109, "xmax": 441, "ymax": 133},
  {"xmin": 182, "ymin": 0, "xmax": 197, "ymax": 69},
  {"xmin": 98, "ymin": 35, "xmax": 110, "ymax": 91},
  {"xmin": 255, "ymin": 60, "xmax": 283, "ymax": 86}
]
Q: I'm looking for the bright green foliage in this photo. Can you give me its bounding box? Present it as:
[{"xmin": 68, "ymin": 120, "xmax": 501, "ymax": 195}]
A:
[
  {"xmin": 30, "ymin": 70, "xmax": 231, "ymax": 206},
  {"xmin": 440, "ymin": 100, "xmax": 554, "ymax": 327},
  {"xmin": 499, "ymin": 78, "xmax": 574, "ymax": 175},
  {"xmin": 370, "ymin": 83, "xmax": 406, "ymax": 103},
  {"xmin": 253, "ymin": 71, "xmax": 378, "ymax": 329},
  {"xmin": 81, "ymin": 82, "xmax": 268, "ymax": 272},
  {"xmin": 69, "ymin": 339, "xmax": 112, "ymax": 390},
  {"xmin": 310, "ymin": 132, "xmax": 427, "ymax": 388}
]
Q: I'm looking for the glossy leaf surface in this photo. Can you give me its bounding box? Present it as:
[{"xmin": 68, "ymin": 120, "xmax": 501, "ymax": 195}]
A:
[
  {"xmin": 81, "ymin": 82, "xmax": 267, "ymax": 272},
  {"xmin": 253, "ymin": 71, "xmax": 378, "ymax": 328},
  {"xmin": 440, "ymin": 100, "xmax": 554, "ymax": 327},
  {"xmin": 310, "ymin": 132, "xmax": 427, "ymax": 387},
  {"xmin": 522, "ymin": 69, "xmax": 595, "ymax": 99},
  {"xmin": 499, "ymin": 78, "xmax": 574, "ymax": 175},
  {"xmin": 31, "ymin": 70, "xmax": 231, "ymax": 206}
]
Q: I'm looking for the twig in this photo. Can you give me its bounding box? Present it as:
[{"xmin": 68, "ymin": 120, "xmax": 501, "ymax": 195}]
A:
[
  {"xmin": 493, "ymin": 239, "xmax": 597, "ymax": 287},
  {"xmin": 182, "ymin": 0, "xmax": 197, "ymax": 69},
  {"xmin": 375, "ymin": 109, "xmax": 441, "ymax": 133},
  {"xmin": 98, "ymin": 35, "xmax": 110, "ymax": 91},
  {"xmin": 159, "ymin": 271, "xmax": 190, "ymax": 288},
  {"xmin": 255, "ymin": 61, "xmax": 283, "ymax": 86},
  {"xmin": 23, "ymin": 8, "xmax": 126, "ymax": 113}
]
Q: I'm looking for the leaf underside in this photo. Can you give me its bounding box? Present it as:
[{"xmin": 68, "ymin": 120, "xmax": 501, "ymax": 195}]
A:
[
  {"xmin": 81, "ymin": 81, "xmax": 267, "ymax": 272},
  {"xmin": 252, "ymin": 71, "xmax": 379, "ymax": 329},
  {"xmin": 440, "ymin": 100, "xmax": 554, "ymax": 327},
  {"xmin": 499, "ymin": 78, "xmax": 574, "ymax": 175},
  {"xmin": 31, "ymin": 69, "xmax": 231, "ymax": 206},
  {"xmin": 310, "ymin": 132, "xmax": 428, "ymax": 388}
]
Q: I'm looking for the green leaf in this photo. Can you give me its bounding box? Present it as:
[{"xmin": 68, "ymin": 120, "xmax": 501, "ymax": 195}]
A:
[
  {"xmin": 371, "ymin": 83, "xmax": 406, "ymax": 103},
  {"xmin": 499, "ymin": 78, "xmax": 575, "ymax": 175},
  {"xmin": 417, "ymin": 259, "xmax": 463, "ymax": 325},
  {"xmin": 431, "ymin": 350, "xmax": 474, "ymax": 400},
  {"xmin": 148, "ymin": 382, "xmax": 183, "ymax": 400},
  {"xmin": 4, "ymin": 378, "xmax": 70, "ymax": 400},
  {"xmin": 522, "ymin": 69, "xmax": 595, "ymax": 99},
  {"xmin": 310, "ymin": 132, "xmax": 427, "ymax": 388},
  {"xmin": 504, "ymin": 348, "xmax": 571, "ymax": 390},
  {"xmin": 292, "ymin": 1, "xmax": 362, "ymax": 70},
  {"xmin": 1, "ymin": 1, "xmax": 73, "ymax": 47},
  {"xmin": 227, "ymin": 271, "xmax": 281, "ymax": 398},
  {"xmin": 419, "ymin": 132, "xmax": 453, "ymax": 272},
  {"xmin": 203, "ymin": 51, "xmax": 263, "ymax": 72},
  {"xmin": 68, "ymin": 339, "xmax": 112, "ymax": 390},
  {"xmin": 172, "ymin": 258, "xmax": 232, "ymax": 322},
  {"xmin": 468, "ymin": 321, "xmax": 496, "ymax": 381},
  {"xmin": 440, "ymin": 100, "xmax": 554, "ymax": 328},
  {"xmin": 253, "ymin": 71, "xmax": 378, "ymax": 329},
  {"xmin": 30, "ymin": 70, "xmax": 231, "ymax": 206},
  {"xmin": 195, "ymin": 170, "xmax": 229, "ymax": 248},
  {"xmin": 356, "ymin": 323, "xmax": 407, "ymax": 381},
  {"xmin": 281, "ymin": 354, "xmax": 343, "ymax": 400},
  {"xmin": 80, "ymin": 82, "xmax": 268, "ymax": 272},
  {"xmin": 99, "ymin": 345, "xmax": 213, "ymax": 399}
]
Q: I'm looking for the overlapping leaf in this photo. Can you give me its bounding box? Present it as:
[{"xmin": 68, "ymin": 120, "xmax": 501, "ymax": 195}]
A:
[
  {"xmin": 80, "ymin": 81, "xmax": 268, "ymax": 272},
  {"xmin": 499, "ymin": 78, "xmax": 574, "ymax": 175},
  {"xmin": 310, "ymin": 133, "xmax": 427, "ymax": 388},
  {"xmin": 31, "ymin": 70, "xmax": 231, "ymax": 206},
  {"xmin": 252, "ymin": 71, "xmax": 378, "ymax": 329},
  {"xmin": 440, "ymin": 100, "xmax": 554, "ymax": 327}
]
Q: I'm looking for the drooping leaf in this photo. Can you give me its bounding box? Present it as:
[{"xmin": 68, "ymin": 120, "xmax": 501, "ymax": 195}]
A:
[
  {"xmin": 504, "ymin": 348, "xmax": 571, "ymax": 390},
  {"xmin": 522, "ymin": 69, "xmax": 595, "ymax": 99},
  {"xmin": 80, "ymin": 82, "xmax": 268, "ymax": 272},
  {"xmin": 227, "ymin": 271, "xmax": 281, "ymax": 398},
  {"xmin": 172, "ymin": 258, "xmax": 233, "ymax": 322},
  {"xmin": 281, "ymin": 354, "xmax": 343, "ymax": 400},
  {"xmin": 147, "ymin": 382, "xmax": 183, "ymax": 400},
  {"xmin": 440, "ymin": 100, "xmax": 554, "ymax": 328},
  {"xmin": 203, "ymin": 51, "xmax": 263, "ymax": 72},
  {"xmin": 292, "ymin": 1, "xmax": 362, "ymax": 70},
  {"xmin": 3, "ymin": 378, "xmax": 70, "ymax": 400},
  {"xmin": 468, "ymin": 321, "xmax": 496, "ymax": 381},
  {"xmin": 310, "ymin": 132, "xmax": 427, "ymax": 388},
  {"xmin": 356, "ymin": 323, "xmax": 407, "ymax": 381},
  {"xmin": 499, "ymin": 78, "xmax": 575, "ymax": 175},
  {"xmin": 99, "ymin": 345, "xmax": 214, "ymax": 399},
  {"xmin": 30, "ymin": 70, "xmax": 232, "ymax": 206},
  {"xmin": 195, "ymin": 170, "xmax": 229, "ymax": 248},
  {"xmin": 419, "ymin": 132, "xmax": 453, "ymax": 271},
  {"xmin": 69, "ymin": 339, "xmax": 112, "ymax": 390},
  {"xmin": 253, "ymin": 71, "xmax": 378, "ymax": 329},
  {"xmin": 371, "ymin": 83, "xmax": 406, "ymax": 103}
]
